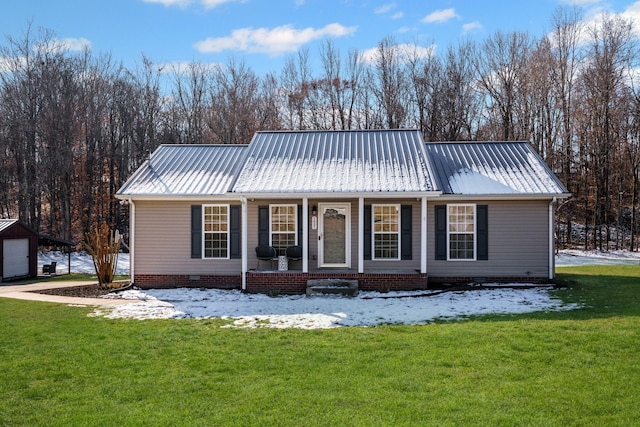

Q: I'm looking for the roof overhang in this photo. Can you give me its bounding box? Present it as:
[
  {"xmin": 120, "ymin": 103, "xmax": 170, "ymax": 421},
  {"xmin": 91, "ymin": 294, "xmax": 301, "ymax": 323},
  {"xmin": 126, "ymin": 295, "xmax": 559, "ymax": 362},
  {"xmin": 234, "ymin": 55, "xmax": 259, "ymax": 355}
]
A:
[
  {"xmin": 434, "ymin": 193, "xmax": 571, "ymax": 202},
  {"xmin": 116, "ymin": 191, "xmax": 443, "ymax": 201}
]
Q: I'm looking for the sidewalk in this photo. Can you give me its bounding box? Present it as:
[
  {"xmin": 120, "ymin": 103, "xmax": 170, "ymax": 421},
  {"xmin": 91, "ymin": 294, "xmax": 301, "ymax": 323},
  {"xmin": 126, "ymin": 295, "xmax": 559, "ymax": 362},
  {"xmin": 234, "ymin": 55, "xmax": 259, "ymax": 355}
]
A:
[{"xmin": 0, "ymin": 279, "xmax": 134, "ymax": 307}]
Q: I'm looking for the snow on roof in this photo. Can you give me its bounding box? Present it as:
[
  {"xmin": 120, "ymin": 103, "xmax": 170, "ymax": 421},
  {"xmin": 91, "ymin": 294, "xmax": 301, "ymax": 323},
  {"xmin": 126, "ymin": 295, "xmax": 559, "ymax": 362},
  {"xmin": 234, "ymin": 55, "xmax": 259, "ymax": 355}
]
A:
[
  {"xmin": 117, "ymin": 144, "xmax": 248, "ymax": 196},
  {"xmin": 424, "ymin": 141, "xmax": 569, "ymax": 196},
  {"xmin": 231, "ymin": 130, "xmax": 437, "ymax": 194}
]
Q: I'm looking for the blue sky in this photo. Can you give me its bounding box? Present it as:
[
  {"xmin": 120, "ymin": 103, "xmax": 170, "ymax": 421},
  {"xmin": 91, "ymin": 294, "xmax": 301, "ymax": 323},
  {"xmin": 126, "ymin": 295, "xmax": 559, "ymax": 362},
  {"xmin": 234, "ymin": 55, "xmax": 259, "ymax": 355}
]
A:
[{"xmin": 1, "ymin": 0, "xmax": 639, "ymax": 75}]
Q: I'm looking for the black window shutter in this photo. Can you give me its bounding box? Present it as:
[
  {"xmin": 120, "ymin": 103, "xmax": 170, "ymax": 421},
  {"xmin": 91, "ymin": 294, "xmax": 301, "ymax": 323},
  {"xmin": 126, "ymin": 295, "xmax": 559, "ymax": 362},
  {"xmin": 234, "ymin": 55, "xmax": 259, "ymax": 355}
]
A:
[
  {"xmin": 435, "ymin": 205, "xmax": 446, "ymax": 260},
  {"xmin": 297, "ymin": 204, "xmax": 303, "ymax": 246},
  {"xmin": 191, "ymin": 205, "xmax": 202, "ymax": 259},
  {"xmin": 401, "ymin": 205, "xmax": 412, "ymax": 260},
  {"xmin": 363, "ymin": 205, "xmax": 372, "ymax": 260},
  {"xmin": 258, "ymin": 205, "xmax": 269, "ymax": 247},
  {"xmin": 229, "ymin": 205, "xmax": 241, "ymax": 259},
  {"xmin": 477, "ymin": 205, "xmax": 488, "ymax": 260}
]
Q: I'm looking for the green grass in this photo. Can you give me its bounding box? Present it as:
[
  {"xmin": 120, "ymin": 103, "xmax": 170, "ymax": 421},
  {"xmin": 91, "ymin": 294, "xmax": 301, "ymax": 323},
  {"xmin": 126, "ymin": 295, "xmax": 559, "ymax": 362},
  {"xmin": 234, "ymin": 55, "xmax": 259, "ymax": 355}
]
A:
[{"xmin": 1, "ymin": 266, "xmax": 639, "ymax": 426}]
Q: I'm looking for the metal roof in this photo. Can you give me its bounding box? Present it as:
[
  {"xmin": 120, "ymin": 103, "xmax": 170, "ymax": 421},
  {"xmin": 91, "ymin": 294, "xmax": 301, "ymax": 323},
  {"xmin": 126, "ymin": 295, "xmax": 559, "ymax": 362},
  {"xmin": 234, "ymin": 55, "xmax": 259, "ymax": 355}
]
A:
[
  {"xmin": 231, "ymin": 130, "xmax": 437, "ymax": 194},
  {"xmin": 424, "ymin": 141, "xmax": 569, "ymax": 196},
  {"xmin": 117, "ymin": 144, "xmax": 248, "ymax": 196},
  {"xmin": 0, "ymin": 219, "xmax": 19, "ymax": 233}
]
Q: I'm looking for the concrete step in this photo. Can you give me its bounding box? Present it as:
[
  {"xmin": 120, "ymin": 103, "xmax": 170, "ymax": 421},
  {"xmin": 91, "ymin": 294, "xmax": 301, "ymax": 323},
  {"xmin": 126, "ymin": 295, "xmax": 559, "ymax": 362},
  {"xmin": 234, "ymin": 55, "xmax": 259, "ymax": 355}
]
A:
[{"xmin": 306, "ymin": 279, "xmax": 358, "ymax": 297}]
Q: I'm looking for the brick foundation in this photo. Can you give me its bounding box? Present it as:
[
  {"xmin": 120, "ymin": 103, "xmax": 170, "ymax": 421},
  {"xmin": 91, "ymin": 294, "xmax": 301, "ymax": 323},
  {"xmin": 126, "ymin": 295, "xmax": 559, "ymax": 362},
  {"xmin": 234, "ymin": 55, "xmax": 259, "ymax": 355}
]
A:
[
  {"xmin": 134, "ymin": 274, "xmax": 241, "ymax": 289},
  {"xmin": 133, "ymin": 272, "xmax": 548, "ymax": 294},
  {"xmin": 245, "ymin": 271, "xmax": 429, "ymax": 294}
]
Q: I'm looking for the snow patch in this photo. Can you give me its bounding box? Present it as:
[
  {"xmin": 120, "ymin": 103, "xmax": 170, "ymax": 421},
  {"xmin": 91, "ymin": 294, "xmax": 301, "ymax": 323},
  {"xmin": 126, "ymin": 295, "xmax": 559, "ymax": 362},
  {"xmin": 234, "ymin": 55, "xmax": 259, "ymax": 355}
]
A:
[{"xmin": 448, "ymin": 168, "xmax": 517, "ymax": 194}]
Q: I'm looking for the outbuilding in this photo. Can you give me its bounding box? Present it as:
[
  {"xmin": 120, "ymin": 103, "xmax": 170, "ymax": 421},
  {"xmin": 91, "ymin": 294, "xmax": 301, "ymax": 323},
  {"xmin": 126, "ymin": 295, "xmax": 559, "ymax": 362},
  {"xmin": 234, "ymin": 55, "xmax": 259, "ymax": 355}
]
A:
[{"xmin": 0, "ymin": 219, "xmax": 38, "ymax": 282}]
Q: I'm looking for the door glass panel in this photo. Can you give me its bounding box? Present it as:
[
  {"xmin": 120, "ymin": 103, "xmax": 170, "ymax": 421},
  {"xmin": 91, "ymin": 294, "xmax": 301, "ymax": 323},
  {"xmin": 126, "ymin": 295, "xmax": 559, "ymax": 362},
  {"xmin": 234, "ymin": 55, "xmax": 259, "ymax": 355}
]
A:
[{"xmin": 323, "ymin": 207, "xmax": 346, "ymax": 264}]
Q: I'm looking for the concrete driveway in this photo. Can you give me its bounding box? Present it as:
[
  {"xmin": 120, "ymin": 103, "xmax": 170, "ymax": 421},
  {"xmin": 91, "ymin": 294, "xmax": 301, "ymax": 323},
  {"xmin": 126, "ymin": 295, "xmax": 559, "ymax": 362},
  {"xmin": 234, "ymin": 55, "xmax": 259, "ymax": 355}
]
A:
[{"xmin": 0, "ymin": 279, "xmax": 133, "ymax": 306}]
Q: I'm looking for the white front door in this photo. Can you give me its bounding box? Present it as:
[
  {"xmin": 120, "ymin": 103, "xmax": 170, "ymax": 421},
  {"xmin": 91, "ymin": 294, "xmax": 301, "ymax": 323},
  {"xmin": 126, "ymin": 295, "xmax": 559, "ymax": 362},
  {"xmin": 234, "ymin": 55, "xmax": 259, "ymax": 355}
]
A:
[
  {"xmin": 3, "ymin": 238, "xmax": 29, "ymax": 279},
  {"xmin": 318, "ymin": 203, "xmax": 350, "ymax": 268}
]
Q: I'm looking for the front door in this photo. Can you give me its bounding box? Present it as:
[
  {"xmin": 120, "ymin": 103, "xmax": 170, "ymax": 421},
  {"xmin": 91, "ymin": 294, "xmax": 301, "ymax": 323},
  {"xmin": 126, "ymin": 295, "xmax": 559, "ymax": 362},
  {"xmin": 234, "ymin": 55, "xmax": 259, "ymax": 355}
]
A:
[{"xmin": 318, "ymin": 203, "xmax": 350, "ymax": 268}]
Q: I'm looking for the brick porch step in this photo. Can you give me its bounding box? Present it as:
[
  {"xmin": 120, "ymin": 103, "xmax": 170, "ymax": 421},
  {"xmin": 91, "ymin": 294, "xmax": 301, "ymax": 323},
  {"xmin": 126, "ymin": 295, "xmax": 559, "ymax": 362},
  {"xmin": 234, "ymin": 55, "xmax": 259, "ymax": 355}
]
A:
[{"xmin": 306, "ymin": 279, "xmax": 359, "ymax": 297}]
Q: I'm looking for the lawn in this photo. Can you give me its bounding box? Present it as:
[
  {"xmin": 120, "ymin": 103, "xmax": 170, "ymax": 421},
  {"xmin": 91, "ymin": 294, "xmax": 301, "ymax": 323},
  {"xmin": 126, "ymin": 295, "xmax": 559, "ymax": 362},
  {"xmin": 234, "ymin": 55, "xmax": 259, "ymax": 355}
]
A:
[{"xmin": 1, "ymin": 266, "xmax": 639, "ymax": 426}]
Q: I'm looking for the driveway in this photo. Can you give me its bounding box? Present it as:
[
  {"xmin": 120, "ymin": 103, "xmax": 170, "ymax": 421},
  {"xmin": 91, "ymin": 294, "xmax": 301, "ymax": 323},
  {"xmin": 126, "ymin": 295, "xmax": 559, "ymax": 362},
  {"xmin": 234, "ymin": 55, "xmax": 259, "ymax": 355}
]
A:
[{"xmin": 0, "ymin": 279, "xmax": 133, "ymax": 306}]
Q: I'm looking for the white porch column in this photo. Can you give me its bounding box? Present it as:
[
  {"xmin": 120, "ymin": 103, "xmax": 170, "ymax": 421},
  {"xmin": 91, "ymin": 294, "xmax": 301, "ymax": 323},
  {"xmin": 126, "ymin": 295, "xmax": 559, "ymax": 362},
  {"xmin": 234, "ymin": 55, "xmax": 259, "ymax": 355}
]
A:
[
  {"xmin": 549, "ymin": 197, "xmax": 556, "ymax": 280},
  {"xmin": 421, "ymin": 197, "xmax": 427, "ymax": 274},
  {"xmin": 358, "ymin": 196, "xmax": 364, "ymax": 274},
  {"xmin": 129, "ymin": 198, "xmax": 135, "ymax": 284},
  {"xmin": 303, "ymin": 197, "xmax": 309, "ymax": 273},
  {"xmin": 241, "ymin": 197, "xmax": 248, "ymax": 290}
]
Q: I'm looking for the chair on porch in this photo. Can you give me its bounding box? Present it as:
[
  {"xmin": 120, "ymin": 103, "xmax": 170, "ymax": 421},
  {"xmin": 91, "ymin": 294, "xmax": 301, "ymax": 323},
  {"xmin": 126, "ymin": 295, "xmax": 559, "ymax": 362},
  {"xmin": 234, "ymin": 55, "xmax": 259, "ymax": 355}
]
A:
[
  {"xmin": 255, "ymin": 245, "xmax": 277, "ymax": 270},
  {"xmin": 285, "ymin": 246, "xmax": 302, "ymax": 270},
  {"xmin": 286, "ymin": 245, "xmax": 303, "ymax": 265}
]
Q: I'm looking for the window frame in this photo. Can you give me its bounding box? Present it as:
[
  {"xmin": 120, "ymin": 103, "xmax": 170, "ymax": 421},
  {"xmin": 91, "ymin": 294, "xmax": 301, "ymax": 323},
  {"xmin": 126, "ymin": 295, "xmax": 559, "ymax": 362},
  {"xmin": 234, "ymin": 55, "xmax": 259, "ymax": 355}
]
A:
[
  {"xmin": 202, "ymin": 204, "xmax": 230, "ymax": 259},
  {"xmin": 447, "ymin": 203, "xmax": 476, "ymax": 261},
  {"xmin": 269, "ymin": 204, "xmax": 298, "ymax": 255},
  {"xmin": 372, "ymin": 203, "xmax": 401, "ymax": 261}
]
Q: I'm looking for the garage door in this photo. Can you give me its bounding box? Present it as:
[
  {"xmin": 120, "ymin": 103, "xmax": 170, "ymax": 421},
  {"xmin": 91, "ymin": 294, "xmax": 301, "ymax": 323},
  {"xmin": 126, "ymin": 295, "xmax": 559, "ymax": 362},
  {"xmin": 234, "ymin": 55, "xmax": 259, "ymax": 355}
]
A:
[{"xmin": 3, "ymin": 238, "xmax": 29, "ymax": 279}]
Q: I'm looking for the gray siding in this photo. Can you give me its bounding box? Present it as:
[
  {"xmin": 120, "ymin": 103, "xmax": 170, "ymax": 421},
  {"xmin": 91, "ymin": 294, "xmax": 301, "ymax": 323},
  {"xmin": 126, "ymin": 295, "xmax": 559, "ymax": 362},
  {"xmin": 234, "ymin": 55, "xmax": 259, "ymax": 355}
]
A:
[
  {"xmin": 248, "ymin": 198, "xmax": 421, "ymax": 271},
  {"xmin": 134, "ymin": 200, "xmax": 241, "ymax": 275},
  {"xmin": 427, "ymin": 200, "xmax": 550, "ymax": 278}
]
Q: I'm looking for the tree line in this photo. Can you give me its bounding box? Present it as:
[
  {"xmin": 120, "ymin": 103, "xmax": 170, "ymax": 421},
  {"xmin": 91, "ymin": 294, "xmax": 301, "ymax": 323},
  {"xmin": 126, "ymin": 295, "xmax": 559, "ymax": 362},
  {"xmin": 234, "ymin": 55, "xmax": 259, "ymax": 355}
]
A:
[{"xmin": 1, "ymin": 7, "xmax": 639, "ymax": 251}]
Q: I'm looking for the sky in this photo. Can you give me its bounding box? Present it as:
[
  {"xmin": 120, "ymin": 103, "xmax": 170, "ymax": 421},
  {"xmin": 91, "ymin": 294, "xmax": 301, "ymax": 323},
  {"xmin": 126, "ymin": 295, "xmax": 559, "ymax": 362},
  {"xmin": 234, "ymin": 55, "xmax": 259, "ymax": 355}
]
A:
[{"xmin": 1, "ymin": 0, "xmax": 640, "ymax": 76}]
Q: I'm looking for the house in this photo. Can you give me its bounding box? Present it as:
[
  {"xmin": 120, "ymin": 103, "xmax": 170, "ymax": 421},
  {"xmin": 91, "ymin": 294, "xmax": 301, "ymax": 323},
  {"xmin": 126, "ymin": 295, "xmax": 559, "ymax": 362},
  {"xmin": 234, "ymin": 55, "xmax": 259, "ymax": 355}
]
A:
[
  {"xmin": 116, "ymin": 130, "xmax": 570, "ymax": 294},
  {"xmin": 0, "ymin": 219, "xmax": 38, "ymax": 281}
]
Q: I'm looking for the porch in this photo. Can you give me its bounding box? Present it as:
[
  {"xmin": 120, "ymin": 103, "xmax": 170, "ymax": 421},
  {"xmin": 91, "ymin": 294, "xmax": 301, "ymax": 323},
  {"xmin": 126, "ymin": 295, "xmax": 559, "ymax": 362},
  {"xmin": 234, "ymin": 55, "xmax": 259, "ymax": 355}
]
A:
[{"xmin": 246, "ymin": 269, "xmax": 429, "ymax": 295}]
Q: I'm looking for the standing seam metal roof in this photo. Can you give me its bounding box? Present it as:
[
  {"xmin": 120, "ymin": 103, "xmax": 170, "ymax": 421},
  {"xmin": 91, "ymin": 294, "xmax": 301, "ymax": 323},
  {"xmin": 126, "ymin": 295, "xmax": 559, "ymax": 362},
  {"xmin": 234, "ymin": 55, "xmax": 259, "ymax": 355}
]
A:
[
  {"xmin": 231, "ymin": 130, "xmax": 437, "ymax": 193},
  {"xmin": 116, "ymin": 144, "xmax": 248, "ymax": 196},
  {"xmin": 424, "ymin": 141, "xmax": 569, "ymax": 195}
]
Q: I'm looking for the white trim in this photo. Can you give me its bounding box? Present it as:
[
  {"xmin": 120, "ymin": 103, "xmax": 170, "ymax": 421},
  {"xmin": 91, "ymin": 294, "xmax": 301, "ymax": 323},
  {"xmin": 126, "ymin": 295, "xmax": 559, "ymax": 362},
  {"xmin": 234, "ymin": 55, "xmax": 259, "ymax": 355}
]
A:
[
  {"xmin": 446, "ymin": 203, "xmax": 477, "ymax": 261},
  {"xmin": 202, "ymin": 204, "xmax": 231, "ymax": 259},
  {"xmin": 241, "ymin": 197, "xmax": 248, "ymax": 290},
  {"xmin": 303, "ymin": 198, "xmax": 309, "ymax": 273},
  {"xmin": 371, "ymin": 204, "xmax": 401, "ymax": 261},
  {"xmin": 129, "ymin": 198, "xmax": 135, "ymax": 284},
  {"xmin": 268, "ymin": 204, "xmax": 298, "ymax": 254},
  {"xmin": 549, "ymin": 197, "xmax": 556, "ymax": 280},
  {"xmin": 358, "ymin": 197, "xmax": 364, "ymax": 274},
  {"xmin": 421, "ymin": 197, "xmax": 427, "ymax": 274},
  {"xmin": 318, "ymin": 202, "xmax": 351, "ymax": 268}
]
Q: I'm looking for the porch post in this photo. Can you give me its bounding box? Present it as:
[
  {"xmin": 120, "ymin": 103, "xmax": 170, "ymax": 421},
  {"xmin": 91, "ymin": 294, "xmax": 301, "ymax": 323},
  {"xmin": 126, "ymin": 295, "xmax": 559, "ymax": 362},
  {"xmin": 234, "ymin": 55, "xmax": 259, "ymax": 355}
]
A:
[
  {"xmin": 303, "ymin": 197, "xmax": 309, "ymax": 273},
  {"xmin": 241, "ymin": 196, "xmax": 248, "ymax": 290},
  {"xmin": 421, "ymin": 196, "xmax": 427, "ymax": 274},
  {"xmin": 129, "ymin": 198, "xmax": 135, "ymax": 284},
  {"xmin": 358, "ymin": 196, "xmax": 364, "ymax": 274}
]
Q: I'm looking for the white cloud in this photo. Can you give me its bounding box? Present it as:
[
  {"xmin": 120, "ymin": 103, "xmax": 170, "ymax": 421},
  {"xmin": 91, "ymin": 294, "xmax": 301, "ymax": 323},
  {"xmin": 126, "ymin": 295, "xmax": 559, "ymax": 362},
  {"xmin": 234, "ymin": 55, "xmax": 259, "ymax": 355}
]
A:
[
  {"xmin": 374, "ymin": 3, "xmax": 396, "ymax": 14},
  {"xmin": 360, "ymin": 43, "xmax": 435, "ymax": 64},
  {"xmin": 142, "ymin": 0, "xmax": 192, "ymax": 7},
  {"xmin": 194, "ymin": 23, "xmax": 357, "ymax": 56},
  {"xmin": 141, "ymin": 0, "xmax": 239, "ymax": 9},
  {"xmin": 421, "ymin": 8, "xmax": 459, "ymax": 24},
  {"xmin": 391, "ymin": 11, "xmax": 404, "ymax": 20},
  {"xmin": 462, "ymin": 21, "xmax": 483, "ymax": 34},
  {"xmin": 55, "ymin": 37, "xmax": 92, "ymax": 52}
]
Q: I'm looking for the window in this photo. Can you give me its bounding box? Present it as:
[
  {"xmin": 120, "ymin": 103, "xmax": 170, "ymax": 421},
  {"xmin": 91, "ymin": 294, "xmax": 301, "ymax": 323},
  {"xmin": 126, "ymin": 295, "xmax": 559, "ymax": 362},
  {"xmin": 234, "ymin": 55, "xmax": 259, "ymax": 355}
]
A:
[
  {"xmin": 270, "ymin": 204, "xmax": 297, "ymax": 255},
  {"xmin": 448, "ymin": 204, "xmax": 475, "ymax": 260},
  {"xmin": 373, "ymin": 204, "xmax": 400, "ymax": 260},
  {"xmin": 203, "ymin": 205, "xmax": 229, "ymax": 258}
]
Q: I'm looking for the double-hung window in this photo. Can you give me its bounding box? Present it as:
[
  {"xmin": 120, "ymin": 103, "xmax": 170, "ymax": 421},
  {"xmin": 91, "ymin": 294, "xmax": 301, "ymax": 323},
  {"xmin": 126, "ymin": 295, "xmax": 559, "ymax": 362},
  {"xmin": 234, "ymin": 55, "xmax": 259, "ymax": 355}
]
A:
[
  {"xmin": 448, "ymin": 204, "xmax": 475, "ymax": 260},
  {"xmin": 373, "ymin": 204, "xmax": 400, "ymax": 260},
  {"xmin": 203, "ymin": 204, "xmax": 229, "ymax": 258},
  {"xmin": 270, "ymin": 204, "xmax": 297, "ymax": 255}
]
